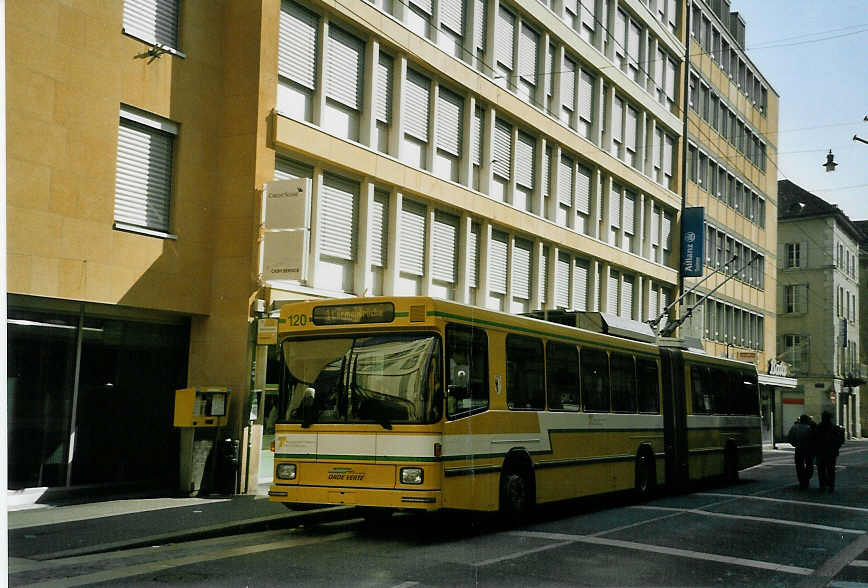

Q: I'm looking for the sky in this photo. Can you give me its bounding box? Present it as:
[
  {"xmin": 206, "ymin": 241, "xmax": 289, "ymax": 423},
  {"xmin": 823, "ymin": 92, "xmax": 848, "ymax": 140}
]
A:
[{"xmin": 730, "ymin": 0, "xmax": 868, "ymax": 222}]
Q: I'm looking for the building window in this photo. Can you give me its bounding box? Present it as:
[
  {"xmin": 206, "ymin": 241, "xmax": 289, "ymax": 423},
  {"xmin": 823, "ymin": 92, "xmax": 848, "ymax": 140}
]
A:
[
  {"xmin": 784, "ymin": 285, "xmax": 807, "ymax": 314},
  {"xmin": 782, "ymin": 334, "xmax": 810, "ymax": 375},
  {"xmin": 278, "ymin": 0, "xmax": 319, "ymax": 122},
  {"xmin": 122, "ymin": 0, "xmax": 180, "ymax": 50},
  {"xmin": 114, "ymin": 105, "xmax": 178, "ymax": 235},
  {"xmin": 785, "ymin": 242, "xmax": 801, "ymax": 268}
]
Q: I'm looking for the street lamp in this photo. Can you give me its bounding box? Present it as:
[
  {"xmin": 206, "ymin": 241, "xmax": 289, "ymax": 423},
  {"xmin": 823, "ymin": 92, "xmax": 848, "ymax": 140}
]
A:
[{"xmin": 823, "ymin": 150, "xmax": 838, "ymax": 172}]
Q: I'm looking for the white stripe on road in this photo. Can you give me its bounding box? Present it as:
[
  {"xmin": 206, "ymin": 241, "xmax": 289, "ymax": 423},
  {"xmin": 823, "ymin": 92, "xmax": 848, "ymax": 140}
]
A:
[
  {"xmin": 850, "ymin": 560, "xmax": 868, "ymax": 568},
  {"xmin": 632, "ymin": 505, "xmax": 865, "ymax": 535},
  {"xmin": 471, "ymin": 540, "xmax": 576, "ymax": 568},
  {"xmin": 697, "ymin": 493, "xmax": 868, "ymax": 514},
  {"xmin": 508, "ymin": 531, "xmax": 813, "ymax": 576}
]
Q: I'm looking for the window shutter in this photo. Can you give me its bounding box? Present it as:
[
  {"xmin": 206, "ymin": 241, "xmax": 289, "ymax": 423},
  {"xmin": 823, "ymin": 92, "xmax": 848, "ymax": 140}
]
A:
[
  {"xmin": 612, "ymin": 96, "xmax": 624, "ymax": 142},
  {"xmin": 440, "ymin": 0, "xmax": 464, "ymax": 34},
  {"xmin": 615, "ymin": 10, "xmax": 626, "ymax": 56},
  {"xmin": 473, "ymin": 0, "xmax": 487, "ymax": 51},
  {"xmin": 123, "ymin": 0, "xmax": 179, "ymax": 48},
  {"xmin": 320, "ymin": 174, "xmax": 359, "ymax": 260},
  {"xmin": 653, "ymin": 128, "xmax": 662, "ymax": 169},
  {"xmin": 654, "ymin": 49, "xmax": 664, "ymax": 91},
  {"xmin": 663, "ymin": 135, "xmax": 674, "ymax": 177},
  {"xmin": 496, "ymin": 6, "xmax": 515, "ymax": 69},
  {"xmin": 609, "ymin": 185, "xmax": 621, "ymax": 228},
  {"xmin": 607, "ymin": 270, "xmax": 619, "ymax": 315},
  {"xmin": 556, "ymin": 252, "xmax": 570, "ymax": 308},
  {"xmin": 404, "ymin": 70, "xmax": 431, "ymax": 141},
  {"xmin": 561, "ymin": 56, "xmax": 576, "ymax": 111},
  {"xmin": 625, "ymin": 106, "xmax": 638, "ymax": 151},
  {"xmin": 627, "ymin": 21, "xmax": 640, "ymax": 68},
  {"xmin": 489, "ymin": 231, "xmax": 509, "ymax": 294},
  {"xmin": 573, "ymin": 258, "xmax": 589, "ymax": 311},
  {"xmin": 432, "ymin": 211, "xmax": 459, "ymax": 283},
  {"xmin": 667, "ymin": 0, "xmax": 677, "ymax": 28},
  {"xmin": 540, "ymin": 247, "xmax": 549, "ymax": 304},
  {"xmin": 399, "ymin": 200, "xmax": 427, "ymax": 275},
  {"xmin": 278, "ymin": 0, "xmax": 318, "ymax": 89},
  {"xmin": 468, "ymin": 222, "xmax": 480, "ymax": 287},
  {"xmin": 621, "ymin": 274, "xmax": 634, "ymax": 318},
  {"xmin": 472, "ymin": 107, "xmax": 484, "ymax": 165},
  {"xmin": 114, "ymin": 118, "xmax": 174, "ymax": 232},
  {"xmin": 518, "ymin": 24, "xmax": 539, "ymax": 84},
  {"xmin": 665, "ymin": 58, "xmax": 676, "ymax": 101},
  {"xmin": 545, "ymin": 43, "xmax": 555, "ymax": 98},
  {"xmin": 651, "ymin": 206, "xmax": 661, "ymax": 245},
  {"xmin": 326, "ymin": 26, "xmax": 364, "ymax": 110},
  {"xmin": 542, "ymin": 147, "xmax": 552, "ymax": 196},
  {"xmin": 799, "ymin": 241, "xmax": 808, "ymax": 268},
  {"xmin": 437, "ymin": 87, "xmax": 464, "ymax": 156},
  {"xmin": 579, "ymin": 71, "xmax": 594, "ymax": 122},
  {"xmin": 623, "ymin": 191, "xmax": 636, "ymax": 234},
  {"xmin": 370, "ymin": 190, "xmax": 389, "ymax": 268},
  {"xmin": 515, "ymin": 132, "xmax": 536, "ymax": 189},
  {"xmin": 662, "ymin": 213, "xmax": 673, "ymax": 250},
  {"xmin": 410, "ymin": 0, "xmax": 432, "ymax": 14},
  {"xmin": 275, "ymin": 157, "xmax": 313, "ymax": 181},
  {"xmin": 493, "ymin": 118, "xmax": 512, "ymax": 179},
  {"xmin": 374, "ymin": 52, "xmax": 393, "ymax": 123},
  {"xmin": 558, "ymin": 155, "xmax": 574, "ymax": 206},
  {"xmin": 575, "ymin": 164, "xmax": 591, "ymax": 214},
  {"xmin": 648, "ymin": 287, "xmax": 658, "ymax": 320},
  {"xmin": 512, "ymin": 238, "xmax": 532, "ymax": 299}
]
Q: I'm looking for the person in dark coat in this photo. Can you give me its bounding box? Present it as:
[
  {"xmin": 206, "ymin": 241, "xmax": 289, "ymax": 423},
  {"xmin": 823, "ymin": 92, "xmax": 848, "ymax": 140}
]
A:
[
  {"xmin": 787, "ymin": 414, "xmax": 815, "ymax": 489},
  {"xmin": 815, "ymin": 411, "xmax": 845, "ymax": 492}
]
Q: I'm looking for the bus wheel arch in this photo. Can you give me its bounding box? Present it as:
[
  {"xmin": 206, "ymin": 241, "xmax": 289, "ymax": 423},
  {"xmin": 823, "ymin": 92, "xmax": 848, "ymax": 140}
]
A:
[
  {"xmin": 499, "ymin": 449, "xmax": 535, "ymax": 524},
  {"xmin": 634, "ymin": 444, "xmax": 657, "ymax": 499},
  {"xmin": 724, "ymin": 440, "xmax": 739, "ymax": 483}
]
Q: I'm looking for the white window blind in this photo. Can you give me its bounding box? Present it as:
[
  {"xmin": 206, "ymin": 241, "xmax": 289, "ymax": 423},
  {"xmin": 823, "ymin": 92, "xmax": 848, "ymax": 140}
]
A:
[
  {"xmin": 556, "ymin": 252, "xmax": 570, "ymax": 308},
  {"xmin": 440, "ymin": 0, "xmax": 464, "ymax": 34},
  {"xmin": 621, "ymin": 274, "xmax": 633, "ymax": 318},
  {"xmin": 607, "ymin": 270, "xmax": 619, "ymax": 315},
  {"xmin": 274, "ymin": 157, "xmax": 313, "ymax": 181},
  {"xmin": 609, "ymin": 185, "xmax": 621, "ymax": 228},
  {"xmin": 473, "ymin": 0, "xmax": 487, "ymax": 52},
  {"xmin": 575, "ymin": 164, "xmax": 591, "ymax": 214},
  {"xmin": 651, "ymin": 206, "xmax": 661, "ymax": 245},
  {"xmin": 558, "ymin": 155, "xmax": 574, "ymax": 206},
  {"xmin": 615, "ymin": 10, "xmax": 626, "ymax": 58},
  {"xmin": 512, "ymin": 238, "xmax": 532, "ymax": 299},
  {"xmin": 518, "ymin": 24, "xmax": 539, "ymax": 84},
  {"xmin": 542, "ymin": 147, "xmax": 552, "ymax": 196},
  {"xmin": 399, "ymin": 200, "xmax": 427, "ymax": 275},
  {"xmin": 562, "ymin": 56, "xmax": 577, "ymax": 111},
  {"xmin": 579, "ymin": 71, "xmax": 594, "ymax": 122},
  {"xmin": 623, "ymin": 191, "xmax": 636, "ymax": 234},
  {"xmin": 515, "ymin": 132, "xmax": 536, "ymax": 189},
  {"xmin": 326, "ymin": 26, "xmax": 364, "ymax": 110},
  {"xmin": 493, "ymin": 118, "xmax": 512, "ymax": 179},
  {"xmin": 625, "ymin": 106, "xmax": 638, "ymax": 152},
  {"xmin": 612, "ymin": 96, "xmax": 624, "ymax": 143},
  {"xmin": 653, "ymin": 128, "xmax": 662, "ymax": 169},
  {"xmin": 472, "ymin": 107, "xmax": 484, "ymax": 165},
  {"xmin": 320, "ymin": 174, "xmax": 359, "ymax": 260},
  {"xmin": 405, "ymin": 70, "xmax": 431, "ymax": 141},
  {"xmin": 375, "ymin": 53, "xmax": 393, "ymax": 123},
  {"xmin": 662, "ymin": 212, "xmax": 673, "ymax": 251},
  {"xmin": 654, "ymin": 49, "xmax": 664, "ymax": 92},
  {"xmin": 489, "ymin": 231, "xmax": 509, "ymax": 294},
  {"xmin": 573, "ymin": 258, "xmax": 589, "ymax": 311},
  {"xmin": 496, "ymin": 6, "xmax": 515, "ymax": 69},
  {"xmin": 432, "ymin": 211, "xmax": 459, "ymax": 283},
  {"xmin": 540, "ymin": 247, "xmax": 549, "ymax": 304},
  {"xmin": 663, "ymin": 135, "xmax": 674, "ymax": 178},
  {"xmin": 114, "ymin": 111, "xmax": 176, "ymax": 233},
  {"xmin": 665, "ymin": 58, "xmax": 676, "ymax": 101},
  {"xmin": 410, "ymin": 0, "xmax": 432, "ymax": 13},
  {"xmin": 123, "ymin": 0, "xmax": 180, "ymax": 49},
  {"xmin": 437, "ymin": 87, "xmax": 464, "ymax": 157},
  {"xmin": 468, "ymin": 222, "xmax": 480, "ymax": 287},
  {"xmin": 278, "ymin": 0, "xmax": 318, "ymax": 89},
  {"xmin": 648, "ymin": 288, "xmax": 658, "ymax": 320},
  {"xmin": 370, "ymin": 190, "xmax": 389, "ymax": 268},
  {"xmin": 627, "ymin": 22, "xmax": 640, "ymax": 69}
]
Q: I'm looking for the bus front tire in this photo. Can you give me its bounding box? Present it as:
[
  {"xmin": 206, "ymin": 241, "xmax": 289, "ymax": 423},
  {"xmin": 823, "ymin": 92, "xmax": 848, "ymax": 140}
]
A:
[
  {"xmin": 499, "ymin": 470, "xmax": 532, "ymax": 525},
  {"xmin": 634, "ymin": 450, "xmax": 656, "ymax": 499}
]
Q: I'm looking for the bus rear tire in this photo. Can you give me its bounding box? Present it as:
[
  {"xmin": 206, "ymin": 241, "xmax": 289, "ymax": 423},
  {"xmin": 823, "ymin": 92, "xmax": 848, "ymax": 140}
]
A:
[
  {"xmin": 499, "ymin": 470, "xmax": 532, "ymax": 525},
  {"xmin": 634, "ymin": 450, "xmax": 656, "ymax": 500}
]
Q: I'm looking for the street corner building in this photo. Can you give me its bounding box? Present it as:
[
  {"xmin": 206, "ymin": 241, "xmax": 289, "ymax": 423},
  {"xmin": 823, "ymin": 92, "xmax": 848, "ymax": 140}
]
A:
[{"xmin": 6, "ymin": 0, "xmax": 789, "ymax": 498}]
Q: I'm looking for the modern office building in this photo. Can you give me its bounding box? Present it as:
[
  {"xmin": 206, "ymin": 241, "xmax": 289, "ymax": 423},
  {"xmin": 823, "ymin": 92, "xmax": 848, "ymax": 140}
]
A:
[
  {"xmin": 6, "ymin": 0, "xmax": 783, "ymax": 496},
  {"xmin": 777, "ymin": 180, "xmax": 862, "ymax": 439}
]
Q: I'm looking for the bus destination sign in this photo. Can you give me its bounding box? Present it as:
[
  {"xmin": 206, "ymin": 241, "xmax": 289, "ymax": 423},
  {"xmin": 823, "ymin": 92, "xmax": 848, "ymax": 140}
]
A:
[{"xmin": 312, "ymin": 302, "xmax": 395, "ymax": 326}]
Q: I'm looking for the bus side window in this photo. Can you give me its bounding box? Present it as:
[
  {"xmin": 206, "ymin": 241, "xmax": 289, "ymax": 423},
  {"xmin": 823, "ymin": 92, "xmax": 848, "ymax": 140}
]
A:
[
  {"xmin": 506, "ymin": 335, "xmax": 545, "ymax": 410},
  {"xmin": 691, "ymin": 366, "xmax": 709, "ymax": 414},
  {"xmin": 610, "ymin": 352, "xmax": 637, "ymax": 413},
  {"xmin": 742, "ymin": 370, "xmax": 759, "ymax": 416},
  {"xmin": 710, "ymin": 368, "xmax": 728, "ymax": 414},
  {"xmin": 637, "ymin": 358, "xmax": 660, "ymax": 413},
  {"xmin": 445, "ymin": 324, "xmax": 489, "ymax": 419},
  {"xmin": 546, "ymin": 342, "xmax": 579, "ymax": 411},
  {"xmin": 581, "ymin": 347, "xmax": 610, "ymax": 413}
]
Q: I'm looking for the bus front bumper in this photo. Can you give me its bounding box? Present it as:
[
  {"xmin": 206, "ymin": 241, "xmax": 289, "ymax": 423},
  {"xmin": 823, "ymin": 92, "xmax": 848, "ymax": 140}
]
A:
[{"xmin": 268, "ymin": 485, "xmax": 442, "ymax": 511}]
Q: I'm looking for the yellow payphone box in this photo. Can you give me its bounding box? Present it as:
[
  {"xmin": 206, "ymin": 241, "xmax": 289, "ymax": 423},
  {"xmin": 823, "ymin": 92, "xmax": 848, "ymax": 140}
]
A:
[{"xmin": 174, "ymin": 386, "xmax": 230, "ymax": 427}]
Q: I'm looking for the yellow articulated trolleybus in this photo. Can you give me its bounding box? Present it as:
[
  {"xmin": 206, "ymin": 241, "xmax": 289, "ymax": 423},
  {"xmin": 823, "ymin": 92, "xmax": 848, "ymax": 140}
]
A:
[{"xmin": 268, "ymin": 296, "xmax": 761, "ymax": 521}]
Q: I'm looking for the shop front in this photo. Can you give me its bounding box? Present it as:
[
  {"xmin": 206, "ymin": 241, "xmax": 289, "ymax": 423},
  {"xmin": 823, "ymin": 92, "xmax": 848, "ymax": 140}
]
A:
[{"xmin": 758, "ymin": 359, "xmax": 798, "ymax": 445}]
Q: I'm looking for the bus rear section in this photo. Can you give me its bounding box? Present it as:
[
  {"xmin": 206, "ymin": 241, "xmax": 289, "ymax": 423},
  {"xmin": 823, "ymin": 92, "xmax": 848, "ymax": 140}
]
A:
[{"xmin": 268, "ymin": 321, "xmax": 446, "ymax": 512}]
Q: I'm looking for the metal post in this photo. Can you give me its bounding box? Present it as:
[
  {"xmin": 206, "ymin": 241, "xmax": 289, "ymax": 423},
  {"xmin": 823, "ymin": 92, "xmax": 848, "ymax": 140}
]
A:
[{"xmin": 65, "ymin": 304, "xmax": 85, "ymax": 487}]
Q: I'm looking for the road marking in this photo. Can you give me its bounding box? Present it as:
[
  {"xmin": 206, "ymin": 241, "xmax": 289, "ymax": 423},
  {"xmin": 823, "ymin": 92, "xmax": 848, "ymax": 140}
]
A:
[
  {"xmin": 510, "ymin": 531, "xmax": 813, "ymax": 576},
  {"xmin": 697, "ymin": 493, "xmax": 868, "ymax": 514},
  {"xmin": 590, "ymin": 511, "xmax": 686, "ymax": 537},
  {"xmin": 390, "ymin": 582, "xmax": 420, "ymax": 588},
  {"xmin": 632, "ymin": 505, "xmax": 865, "ymax": 535},
  {"xmin": 472, "ymin": 540, "xmax": 576, "ymax": 568},
  {"xmin": 850, "ymin": 560, "xmax": 868, "ymax": 568},
  {"xmin": 799, "ymin": 534, "xmax": 868, "ymax": 588},
  {"xmin": 23, "ymin": 532, "xmax": 354, "ymax": 588}
]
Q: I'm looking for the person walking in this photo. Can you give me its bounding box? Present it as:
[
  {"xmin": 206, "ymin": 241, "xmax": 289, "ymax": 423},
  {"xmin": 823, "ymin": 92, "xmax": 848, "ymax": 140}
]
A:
[
  {"xmin": 787, "ymin": 414, "xmax": 815, "ymax": 489},
  {"xmin": 815, "ymin": 411, "xmax": 845, "ymax": 492}
]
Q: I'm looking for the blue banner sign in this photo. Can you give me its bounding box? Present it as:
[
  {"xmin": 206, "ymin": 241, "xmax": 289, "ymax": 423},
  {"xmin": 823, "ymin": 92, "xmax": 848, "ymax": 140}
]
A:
[{"xmin": 680, "ymin": 207, "xmax": 705, "ymax": 278}]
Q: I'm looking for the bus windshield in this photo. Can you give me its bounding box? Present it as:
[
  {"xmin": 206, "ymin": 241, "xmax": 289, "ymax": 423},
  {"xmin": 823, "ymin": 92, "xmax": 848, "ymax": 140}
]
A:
[{"xmin": 280, "ymin": 334, "xmax": 442, "ymax": 427}]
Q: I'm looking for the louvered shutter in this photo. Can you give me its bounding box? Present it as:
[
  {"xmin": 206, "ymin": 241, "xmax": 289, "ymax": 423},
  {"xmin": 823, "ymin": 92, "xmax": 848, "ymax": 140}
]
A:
[
  {"xmin": 615, "ymin": 10, "xmax": 626, "ymax": 56},
  {"xmin": 660, "ymin": 288, "xmax": 671, "ymax": 328},
  {"xmin": 114, "ymin": 118, "xmax": 174, "ymax": 232},
  {"xmin": 542, "ymin": 147, "xmax": 552, "ymax": 196},
  {"xmin": 665, "ymin": 58, "xmax": 676, "ymax": 101},
  {"xmin": 651, "ymin": 206, "xmax": 661, "ymax": 245},
  {"xmin": 518, "ymin": 24, "xmax": 539, "ymax": 84},
  {"xmin": 437, "ymin": 87, "xmax": 464, "ymax": 157},
  {"xmin": 654, "ymin": 49, "xmax": 664, "ymax": 91},
  {"xmin": 493, "ymin": 118, "xmax": 512, "ymax": 179},
  {"xmin": 489, "ymin": 231, "xmax": 508, "ymax": 294},
  {"xmin": 621, "ymin": 274, "xmax": 634, "ymax": 318},
  {"xmin": 515, "ymin": 132, "xmax": 535, "ymax": 189},
  {"xmin": 440, "ymin": 0, "xmax": 464, "ymax": 34},
  {"xmin": 561, "ymin": 56, "xmax": 576, "ymax": 111},
  {"xmin": 326, "ymin": 26, "xmax": 364, "ymax": 111},
  {"xmin": 275, "ymin": 157, "xmax": 313, "ymax": 181},
  {"xmin": 579, "ymin": 71, "xmax": 594, "ymax": 122},
  {"xmin": 573, "ymin": 258, "xmax": 589, "ymax": 311},
  {"xmin": 625, "ymin": 106, "xmax": 638, "ymax": 152},
  {"xmin": 653, "ymin": 128, "xmax": 662, "ymax": 169},
  {"xmin": 123, "ymin": 0, "xmax": 179, "ymax": 48},
  {"xmin": 545, "ymin": 44, "xmax": 555, "ymax": 99},
  {"xmin": 648, "ymin": 288, "xmax": 658, "ymax": 321},
  {"xmin": 607, "ymin": 270, "xmax": 619, "ymax": 315},
  {"xmin": 556, "ymin": 253, "xmax": 570, "ymax": 308},
  {"xmin": 370, "ymin": 190, "xmax": 389, "ymax": 268},
  {"xmin": 663, "ymin": 135, "xmax": 674, "ymax": 177},
  {"xmin": 375, "ymin": 53, "xmax": 393, "ymax": 123},
  {"xmin": 405, "ymin": 70, "xmax": 430, "ymax": 141},
  {"xmin": 667, "ymin": 0, "xmax": 677, "ymax": 29},
  {"xmin": 472, "ymin": 107, "xmax": 484, "ymax": 165},
  {"xmin": 473, "ymin": 0, "xmax": 487, "ymax": 51},
  {"xmin": 411, "ymin": 0, "xmax": 432, "ymax": 13},
  {"xmin": 563, "ymin": 0, "xmax": 578, "ymax": 17},
  {"xmin": 278, "ymin": 0, "xmax": 318, "ymax": 89},
  {"xmin": 496, "ymin": 6, "xmax": 515, "ymax": 69},
  {"xmin": 609, "ymin": 185, "xmax": 621, "ymax": 228},
  {"xmin": 623, "ymin": 192, "xmax": 636, "ymax": 234},
  {"xmin": 558, "ymin": 155, "xmax": 573, "ymax": 206},
  {"xmin": 512, "ymin": 238, "xmax": 532, "ymax": 299},
  {"xmin": 432, "ymin": 211, "xmax": 458, "ymax": 283},
  {"xmin": 575, "ymin": 164, "xmax": 591, "ymax": 214},
  {"xmin": 627, "ymin": 22, "xmax": 640, "ymax": 68},
  {"xmin": 468, "ymin": 223, "xmax": 480, "ymax": 287},
  {"xmin": 612, "ymin": 96, "xmax": 624, "ymax": 143},
  {"xmin": 400, "ymin": 200, "xmax": 427, "ymax": 275},
  {"xmin": 320, "ymin": 174, "xmax": 359, "ymax": 260},
  {"xmin": 540, "ymin": 247, "xmax": 549, "ymax": 304},
  {"xmin": 662, "ymin": 213, "xmax": 672, "ymax": 250}
]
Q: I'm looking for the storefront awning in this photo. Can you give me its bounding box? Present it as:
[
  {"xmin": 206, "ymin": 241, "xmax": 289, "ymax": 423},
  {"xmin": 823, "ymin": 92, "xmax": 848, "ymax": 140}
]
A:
[{"xmin": 758, "ymin": 374, "xmax": 798, "ymax": 388}]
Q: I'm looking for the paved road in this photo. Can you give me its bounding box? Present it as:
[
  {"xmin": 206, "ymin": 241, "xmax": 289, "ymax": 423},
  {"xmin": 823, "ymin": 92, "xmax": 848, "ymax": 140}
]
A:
[{"xmin": 9, "ymin": 443, "xmax": 868, "ymax": 587}]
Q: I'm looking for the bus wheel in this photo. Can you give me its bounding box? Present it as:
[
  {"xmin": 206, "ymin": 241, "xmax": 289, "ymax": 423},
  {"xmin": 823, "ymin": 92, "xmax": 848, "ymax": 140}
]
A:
[
  {"xmin": 499, "ymin": 470, "xmax": 532, "ymax": 525},
  {"xmin": 634, "ymin": 450, "xmax": 656, "ymax": 499},
  {"xmin": 724, "ymin": 445, "xmax": 739, "ymax": 484}
]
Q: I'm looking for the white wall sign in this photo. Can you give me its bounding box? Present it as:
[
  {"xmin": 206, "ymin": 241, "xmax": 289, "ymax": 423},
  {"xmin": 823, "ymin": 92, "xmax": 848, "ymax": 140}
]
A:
[
  {"xmin": 262, "ymin": 230, "xmax": 309, "ymax": 282},
  {"xmin": 263, "ymin": 178, "xmax": 311, "ymax": 230}
]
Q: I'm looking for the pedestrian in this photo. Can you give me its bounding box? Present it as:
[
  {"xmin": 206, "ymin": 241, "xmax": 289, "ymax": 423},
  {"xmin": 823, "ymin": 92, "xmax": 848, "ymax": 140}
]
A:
[
  {"xmin": 815, "ymin": 411, "xmax": 845, "ymax": 492},
  {"xmin": 786, "ymin": 414, "xmax": 815, "ymax": 489}
]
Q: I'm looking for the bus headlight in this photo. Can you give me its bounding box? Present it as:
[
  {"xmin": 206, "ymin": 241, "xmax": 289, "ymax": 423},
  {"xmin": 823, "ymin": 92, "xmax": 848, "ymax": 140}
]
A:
[
  {"xmin": 276, "ymin": 463, "xmax": 297, "ymax": 480},
  {"xmin": 400, "ymin": 467, "xmax": 423, "ymax": 485}
]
